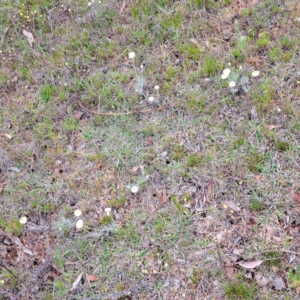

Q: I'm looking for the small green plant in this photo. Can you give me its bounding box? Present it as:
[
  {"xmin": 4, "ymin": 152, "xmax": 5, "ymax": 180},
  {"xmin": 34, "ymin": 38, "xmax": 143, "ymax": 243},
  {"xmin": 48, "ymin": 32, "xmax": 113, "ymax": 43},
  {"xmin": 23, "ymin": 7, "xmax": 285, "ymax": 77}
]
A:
[
  {"xmin": 0, "ymin": 217, "xmax": 23, "ymax": 235},
  {"xmin": 187, "ymin": 153, "xmax": 203, "ymax": 167},
  {"xmin": 256, "ymin": 31, "xmax": 270, "ymax": 48},
  {"xmin": 202, "ymin": 55, "xmax": 222, "ymax": 77},
  {"xmin": 40, "ymin": 84, "xmax": 55, "ymax": 102},
  {"xmin": 109, "ymin": 197, "xmax": 126, "ymax": 208},
  {"xmin": 274, "ymin": 140, "xmax": 291, "ymax": 152},
  {"xmin": 245, "ymin": 149, "xmax": 266, "ymax": 173},
  {"xmin": 263, "ymin": 251, "xmax": 282, "ymax": 267},
  {"xmin": 172, "ymin": 144, "xmax": 186, "ymax": 161},
  {"xmin": 232, "ymin": 136, "xmax": 246, "ymax": 149},
  {"xmin": 189, "ymin": 0, "xmax": 215, "ymax": 9},
  {"xmin": 191, "ymin": 268, "xmax": 203, "ymax": 283},
  {"xmin": 100, "ymin": 215, "xmax": 113, "ymax": 225},
  {"xmin": 232, "ymin": 21, "xmax": 248, "ymax": 61},
  {"xmin": 249, "ymin": 198, "xmax": 266, "ymax": 211},
  {"xmin": 224, "ymin": 281, "xmax": 256, "ymax": 300},
  {"xmin": 288, "ymin": 266, "xmax": 300, "ymax": 290}
]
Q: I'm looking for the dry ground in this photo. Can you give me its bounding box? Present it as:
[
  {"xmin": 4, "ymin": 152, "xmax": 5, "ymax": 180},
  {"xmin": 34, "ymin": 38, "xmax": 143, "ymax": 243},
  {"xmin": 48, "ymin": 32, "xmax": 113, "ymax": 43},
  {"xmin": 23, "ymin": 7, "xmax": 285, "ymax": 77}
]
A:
[{"xmin": 1, "ymin": 0, "xmax": 300, "ymax": 299}]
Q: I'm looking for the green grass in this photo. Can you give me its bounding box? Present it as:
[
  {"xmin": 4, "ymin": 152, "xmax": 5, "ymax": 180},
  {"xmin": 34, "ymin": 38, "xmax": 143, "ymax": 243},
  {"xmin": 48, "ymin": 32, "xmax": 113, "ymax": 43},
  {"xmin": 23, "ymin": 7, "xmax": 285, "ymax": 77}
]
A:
[
  {"xmin": 1, "ymin": 0, "xmax": 300, "ymax": 298},
  {"xmin": 224, "ymin": 281, "xmax": 256, "ymax": 300}
]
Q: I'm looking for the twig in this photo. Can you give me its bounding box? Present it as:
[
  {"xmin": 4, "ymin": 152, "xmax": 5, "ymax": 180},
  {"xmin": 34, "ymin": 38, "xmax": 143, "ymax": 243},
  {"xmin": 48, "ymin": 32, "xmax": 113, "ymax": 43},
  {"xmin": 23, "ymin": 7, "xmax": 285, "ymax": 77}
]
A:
[
  {"xmin": 78, "ymin": 101, "xmax": 175, "ymax": 116},
  {"xmin": 0, "ymin": 260, "xmax": 18, "ymax": 279}
]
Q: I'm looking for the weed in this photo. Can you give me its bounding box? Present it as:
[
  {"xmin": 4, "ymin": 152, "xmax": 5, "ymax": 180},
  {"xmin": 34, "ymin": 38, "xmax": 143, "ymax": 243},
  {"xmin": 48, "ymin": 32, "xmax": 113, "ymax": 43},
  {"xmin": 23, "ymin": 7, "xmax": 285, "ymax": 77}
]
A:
[
  {"xmin": 275, "ymin": 140, "xmax": 291, "ymax": 152},
  {"xmin": 109, "ymin": 197, "xmax": 126, "ymax": 208},
  {"xmin": 100, "ymin": 215, "xmax": 113, "ymax": 225},
  {"xmin": 288, "ymin": 266, "xmax": 300, "ymax": 290},
  {"xmin": 40, "ymin": 84, "xmax": 55, "ymax": 102},
  {"xmin": 249, "ymin": 197, "xmax": 267, "ymax": 211},
  {"xmin": 263, "ymin": 251, "xmax": 282, "ymax": 267},
  {"xmin": 256, "ymin": 31, "xmax": 270, "ymax": 48},
  {"xmin": 0, "ymin": 217, "xmax": 23, "ymax": 236},
  {"xmin": 191, "ymin": 268, "xmax": 203, "ymax": 283},
  {"xmin": 202, "ymin": 55, "xmax": 222, "ymax": 77},
  {"xmin": 189, "ymin": 0, "xmax": 215, "ymax": 9},
  {"xmin": 224, "ymin": 281, "xmax": 256, "ymax": 300},
  {"xmin": 187, "ymin": 153, "xmax": 203, "ymax": 167},
  {"xmin": 245, "ymin": 149, "xmax": 266, "ymax": 173}
]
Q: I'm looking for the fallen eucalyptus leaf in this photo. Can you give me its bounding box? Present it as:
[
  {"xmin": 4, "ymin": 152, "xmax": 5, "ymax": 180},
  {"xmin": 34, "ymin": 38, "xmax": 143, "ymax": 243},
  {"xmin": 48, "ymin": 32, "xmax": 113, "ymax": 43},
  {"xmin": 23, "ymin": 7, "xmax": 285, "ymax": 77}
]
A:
[
  {"xmin": 238, "ymin": 260, "xmax": 263, "ymax": 269},
  {"xmin": 86, "ymin": 273, "xmax": 100, "ymax": 282},
  {"xmin": 70, "ymin": 272, "xmax": 83, "ymax": 291},
  {"xmin": 22, "ymin": 29, "xmax": 34, "ymax": 47},
  {"xmin": 224, "ymin": 201, "xmax": 241, "ymax": 212}
]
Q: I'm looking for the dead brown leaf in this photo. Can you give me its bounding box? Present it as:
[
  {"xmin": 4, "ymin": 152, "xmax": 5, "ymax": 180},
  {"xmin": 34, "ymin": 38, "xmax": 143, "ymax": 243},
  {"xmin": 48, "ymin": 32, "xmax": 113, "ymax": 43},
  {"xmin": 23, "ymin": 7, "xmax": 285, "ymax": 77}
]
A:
[
  {"xmin": 4, "ymin": 133, "xmax": 12, "ymax": 140},
  {"xmin": 294, "ymin": 192, "xmax": 300, "ymax": 207},
  {"xmin": 0, "ymin": 183, "xmax": 3, "ymax": 194},
  {"xmin": 22, "ymin": 29, "xmax": 34, "ymax": 47},
  {"xmin": 238, "ymin": 260, "xmax": 263, "ymax": 269},
  {"xmin": 263, "ymin": 124, "xmax": 283, "ymax": 130},
  {"xmin": 129, "ymin": 165, "xmax": 140, "ymax": 174},
  {"xmin": 224, "ymin": 201, "xmax": 241, "ymax": 212},
  {"xmin": 147, "ymin": 137, "xmax": 153, "ymax": 146},
  {"xmin": 246, "ymin": 56, "xmax": 261, "ymax": 66},
  {"xmin": 205, "ymin": 183, "xmax": 213, "ymax": 203},
  {"xmin": 74, "ymin": 111, "xmax": 84, "ymax": 120},
  {"xmin": 86, "ymin": 273, "xmax": 100, "ymax": 282},
  {"xmin": 70, "ymin": 272, "xmax": 83, "ymax": 291},
  {"xmin": 97, "ymin": 160, "xmax": 104, "ymax": 170},
  {"xmin": 161, "ymin": 190, "xmax": 168, "ymax": 204},
  {"xmin": 225, "ymin": 260, "xmax": 234, "ymax": 279}
]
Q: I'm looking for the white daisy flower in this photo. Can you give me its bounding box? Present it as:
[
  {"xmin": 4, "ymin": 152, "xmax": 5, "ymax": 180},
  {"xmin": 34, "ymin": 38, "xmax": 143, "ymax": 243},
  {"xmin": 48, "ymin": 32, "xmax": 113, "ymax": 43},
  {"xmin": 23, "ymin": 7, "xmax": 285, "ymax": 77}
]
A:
[
  {"xmin": 221, "ymin": 73, "xmax": 229, "ymax": 80},
  {"xmin": 19, "ymin": 216, "xmax": 27, "ymax": 224},
  {"xmin": 229, "ymin": 81, "xmax": 236, "ymax": 88},
  {"xmin": 128, "ymin": 52, "xmax": 136, "ymax": 59},
  {"xmin": 223, "ymin": 68, "xmax": 231, "ymax": 76},
  {"xmin": 148, "ymin": 96, "xmax": 155, "ymax": 103},
  {"xmin": 221, "ymin": 68, "xmax": 231, "ymax": 79},
  {"xmin": 252, "ymin": 70, "xmax": 260, "ymax": 77},
  {"xmin": 154, "ymin": 85, "xmax": 160, "ymax": 90},
  {"xmin": 104, "ymin": 207, "xmax": 112, "ymax": 216},
  {"xmin": 131, "ymin": 185, "xmax": 139, "ymax": 194},
  {"xmin": 76, "ymin": 219, "xmax": 84, "ymax": 229},
  {"xmin": 74, "ymin": 209, "xmax": 82, "ymax": 217}
]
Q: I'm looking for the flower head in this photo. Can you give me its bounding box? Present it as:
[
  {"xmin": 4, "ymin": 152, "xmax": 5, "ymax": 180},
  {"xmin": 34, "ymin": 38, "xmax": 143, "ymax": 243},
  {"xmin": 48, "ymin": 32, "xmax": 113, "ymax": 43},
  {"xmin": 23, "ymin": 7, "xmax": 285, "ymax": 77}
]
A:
[
  {"xmin": 74, "ymin": 209, "xmax": 82, "ymax": 217},
  {"xmin": 229, "ymin": 81, "xmax": 236, "ymax": 88},
  {"xmin": 154, "ymin": 85, "xmax": 160, "ymax": 90},
  {"xmin": 131, "ymin": 185, "xmax": 139, "ymax": 194},
  {"xmin": 252, "ymin": 70, "xmax": 260, "ymax": 77},
  {"xmin": 221, "ymin": 68, "xmax": 231, "ymax": 79},
  {"xmin": 105, "ymin": 207, "xmax": 112, "ymax": 216},
  {"xmin": 19, "ymin": 216, "xmax": 27, "ymax": 224},
  {"xmin": 128, "ymin": 51, "xmax": 136, "ymax": 59},
  {"xmin": 148, "ymin": 96, "xmax": 155, "ymax": 103},
  {"xmin": 76, "ymin": 219, "xmax": 84, "ymax": 229},
  {"xmin": 221, "ymin": 73, "xmax": 229, "ymax": 80}
]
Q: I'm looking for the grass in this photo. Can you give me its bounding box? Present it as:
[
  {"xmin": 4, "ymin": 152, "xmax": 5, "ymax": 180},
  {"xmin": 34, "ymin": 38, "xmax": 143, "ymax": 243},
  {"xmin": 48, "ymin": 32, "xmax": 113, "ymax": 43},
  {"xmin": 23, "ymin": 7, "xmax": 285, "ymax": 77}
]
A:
[{"xmin": 1, "ymin": 0, "xmax": 300, "ymax": 298}]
